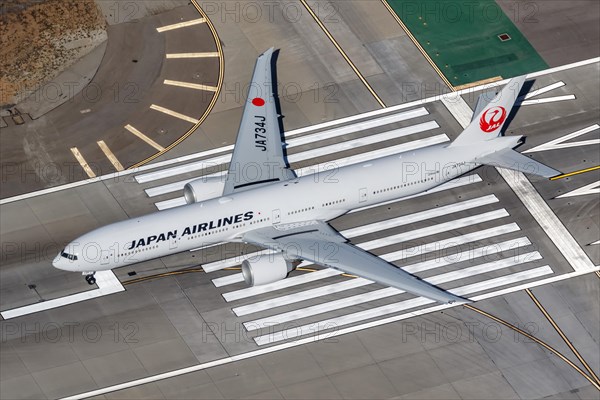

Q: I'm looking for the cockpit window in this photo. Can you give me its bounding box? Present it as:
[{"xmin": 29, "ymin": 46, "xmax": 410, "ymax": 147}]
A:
[{"xmin": 60, "ymin": 250, "xmax": 78, "ymax": 261}]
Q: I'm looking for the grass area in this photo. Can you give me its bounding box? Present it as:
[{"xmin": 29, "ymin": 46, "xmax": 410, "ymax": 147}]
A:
[{"xmin": 387, "ymin": 0, "xmax": 548, "ymax": 86}]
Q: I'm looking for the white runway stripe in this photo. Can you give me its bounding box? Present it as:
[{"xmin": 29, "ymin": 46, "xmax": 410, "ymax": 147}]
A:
[
  {"xmin": 213, "ymin": 194, "xmax": 498, "ymax": 287},
  {"xmin": 244, "ymin": 251, "xmax": 540, "ymax": 330},
  {"xmin": 232, "ymin": 278, "xmax": 372, "ymax": 316},
  {"xmin": 220, "ymin": 222, "xmax": 520, "ymax": 301},
  {"xmin": 209, "ymin": 206, "xmax": 507, "ymax": 276},
  {"xmin": 211, "ymin": 221, "xmax": 520, "ymax": 282},
  {"xmin": 223, "ymin": 268, "xmax": 343, "ymax": 302},
  {"xmin": 404, "ymin": 237, "xmax": 532, "ymax": 273},
  {"xmin": 254, "ymin": 265, "xmax": 553, "ymax": 345},
  {"xmin": 234, "ymin": 242, "xmax": 535, "ymax": 317},
  {"xmin": 520, "ymin": 95, "xmax": 576, "ymax": 105},
  {"xmin": 357, "ymin": 209, "xmax": 509, "ymax": 251},
  {"xmin": 522, "ymin": 81, "xmax": 565, "ymax": 99},
  {"xmin": 154, "ymin": 135, "xmax": 450, "ymax": 209},
  {"xmin": 136, "ymin": 108, "xmax": 428, "ymax": 184}
]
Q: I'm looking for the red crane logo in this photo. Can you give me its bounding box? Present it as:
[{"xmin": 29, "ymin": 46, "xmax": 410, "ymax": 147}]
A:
[{"xmin": 479, "ymin": 106, "xmax": 507, "ymax": 133}]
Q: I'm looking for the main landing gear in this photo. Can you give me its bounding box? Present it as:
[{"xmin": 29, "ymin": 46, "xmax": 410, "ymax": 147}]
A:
[{"xmin": 84, "ymin": 272, "xmax": 96, "ymax": 285}]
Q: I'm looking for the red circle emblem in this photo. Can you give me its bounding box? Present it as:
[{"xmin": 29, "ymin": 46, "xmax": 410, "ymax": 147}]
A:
[
  {"xmin": 479, "ymin": 106, "xmax": 507, "ymax": 133},
  {"xmin": 251, "ymin": 97, "xmax": 265, "ymax": 107}
]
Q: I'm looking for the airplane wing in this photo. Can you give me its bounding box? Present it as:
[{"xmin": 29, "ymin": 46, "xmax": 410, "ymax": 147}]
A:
[
  {"xmin": 223, "ymin": 48, "xmax": 296, "ymax": 196},
  {"xmin": 242, "ymin": 221, "xmax": 469, "ymax": 304}
]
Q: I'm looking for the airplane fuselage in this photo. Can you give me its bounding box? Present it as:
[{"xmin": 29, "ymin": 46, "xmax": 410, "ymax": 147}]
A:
[{"xmin": 53, "ymin": 142, "xmax": 480, "ymax": 273}]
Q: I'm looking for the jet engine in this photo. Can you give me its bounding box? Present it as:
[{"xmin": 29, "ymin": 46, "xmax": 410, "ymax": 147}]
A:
[
  {"xmin": 241, "ymin": 253, "xmax": 293, "ymax": 286},
  {"xmin": 183, "ymin": 177, "xmax": 225, "ymax": 204}
]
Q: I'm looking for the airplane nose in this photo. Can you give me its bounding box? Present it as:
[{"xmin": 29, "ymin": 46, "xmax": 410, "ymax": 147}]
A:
[{"xmin": 52, "ymin": 253, "xmax": 73, "ymax": 271}]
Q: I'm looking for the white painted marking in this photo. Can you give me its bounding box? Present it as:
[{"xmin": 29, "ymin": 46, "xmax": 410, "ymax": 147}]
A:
[
  {"xmin": 164, "ymin": 79, "xmax": 218, "ymax": 92},
  {"xmin": 556, "ymin": 180, "xmax": 600, "ymax": 198},
  {"xmin": 244, "ymin": 251, "xmax": 541, "ymax": 330},
  {"xmin": 80, "ymin": 108, "xmax": 91, "ymax": 114},
  {"xmin": 519, "ymin": 95, "xmax": 576, "ymax": 106},
  {"xmin": 223, "ymin": 269, "xmax": 343, "ymax": 302},
  {"xmin": 97, "ymin": 140, "xmax": 125, "ymax": 171},
  {"xmin": 156, "ymin": 18, "xmax": 205, "ymax": 32},
  {"xmin": 150, "ymin": 104, "xmax": 199, "ymax": 124},
  {"xmin": 254, "ymin": 266, "xmax": 554, "ymax": 345},
  {"xmin": 404, "ymin": 237, "xmax": 532, "ymax": 273},
  {"xmin": 124, "ymin": 124, "xmax": 165, "ymax": 151},
  {"xmin": 221, "ymin": 222, "xmax": 520, "ymax": 301},
  {"xmin": 1, "ymin": 271, "xmax": 124, "ymax": 319},
  {"xmin": 166, "ymin": 52, "xmax": 220, "ymax": 58},
  {"xmin": 591, "ymin": 240, "xmax": 599, "ymax": 245},
  {"xmin": 70, "ymin": 147, "xmax": 96, "ymax": 178},
  {"xmin": 524, "ymin": 124, "xmax": 600, "ymax": 153},
  {"xmin": 522, "ymin": 81, "xmax": 565, "ymax": 99},
  {"xmin": 442, "ymin": 93, "xmax": 596, "ymax": 273},
  {"xmin": 233, "ymin": 278, "xmax": 372, "ymax": 316},
  {"xmin": 357, "ymin": 209, "xmax": 509, "ymax": 251},
  {"xmin": 213, "ymin": 222, "xmax": 520, "ymax": 281}
]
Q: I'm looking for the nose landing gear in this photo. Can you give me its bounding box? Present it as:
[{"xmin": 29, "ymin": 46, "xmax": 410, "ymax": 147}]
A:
[{"xmin": 84, "ymin": 272, "xmax": 96, "ymax": 285}]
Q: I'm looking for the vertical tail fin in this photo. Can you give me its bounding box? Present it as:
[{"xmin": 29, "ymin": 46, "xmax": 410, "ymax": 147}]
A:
[{"xmin": 450, "ymin": 75, "xmax": 527, "ymax": 147}]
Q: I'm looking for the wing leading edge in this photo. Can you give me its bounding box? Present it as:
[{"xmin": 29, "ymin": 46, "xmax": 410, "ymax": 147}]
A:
[
  {"xmin": 243, "ymin": 221, "xmax": 469, "ymax": 304},
  {"xmin": 223, "ymin": 48, "xmax": 295, "ymax": 196}
]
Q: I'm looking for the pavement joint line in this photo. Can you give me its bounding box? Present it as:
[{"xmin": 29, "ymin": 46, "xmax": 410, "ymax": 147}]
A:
[
  {"xmin": 97, "ymin": 140, "xmax": 124, "ymax": 171},
  {"xmin": 556, "ymin": 180, "xmax": 600, "ymax": 198},
  {"xmin": 163, "ymin": 79, "xmax": 217, "ymax": 92},
  {"xmin": 2, "ymin": 58, "xmax": 597, "ymax": 205},
  {"xmin": 149, "ymin": 104, "xmax": 200, "ymax": 124},
  {"xmin": 124, "ymin": 124, "xmax": 165, "ymax": 151},
  {"xmin": 299, "ymin": 0, "xmax": 386, "ymax": 108},
  {"xmin": 526, "ymin": 288, "xmax": 600, "ymax": 385},
  {"xmin": 551, "ymin": 165, "xmax": 600, "ymax": 180},
  {"xmin": 441, "ymin": 94, "xmax": 596, "ymax": 273},
  {"xmin": 525, "ymin": 124, "xmax": 600, "ymax": 154},
  {"xmin": 156, "ymin": 17, "xmax": 205, "ymax": 32},
  {"xmin": 166, "ymin": 52, "xmax": 220, "ymax": 58},
  {"xmin": 60, "ymin": 265, "xmax": 600, "ymax": 400},
  {"xmin": 69, "ymin": 147, "xmax": 96, "ymax": 178}
]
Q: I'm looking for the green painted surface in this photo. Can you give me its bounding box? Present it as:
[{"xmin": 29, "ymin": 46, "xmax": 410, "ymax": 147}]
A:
[{"xmin": 387, "ymin": 0, "xmax": 548, "ymax": 86}]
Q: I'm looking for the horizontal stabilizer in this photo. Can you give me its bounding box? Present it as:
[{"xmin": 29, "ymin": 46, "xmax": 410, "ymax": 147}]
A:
[{"xmin": 477, "ymin": 148, "xmax": 561, "ymax": 178}]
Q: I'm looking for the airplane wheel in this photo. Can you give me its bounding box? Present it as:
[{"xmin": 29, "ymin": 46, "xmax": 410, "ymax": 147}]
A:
[{"xmin": 85, "ymin": 274, "xmax": 96, "ymax": 285}]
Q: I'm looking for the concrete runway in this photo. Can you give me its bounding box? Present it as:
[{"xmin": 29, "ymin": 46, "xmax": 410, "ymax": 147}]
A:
[{"xmin": 0, "ymin": 1, "xmax": 599, "ymax": 399}]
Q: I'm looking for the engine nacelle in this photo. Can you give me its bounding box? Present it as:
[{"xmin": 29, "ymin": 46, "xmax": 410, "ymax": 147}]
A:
[
  {"xmin": 241, "ymin": 253, "xmax": 293, "ymax": 286},
  {"xmin": 183, "ymin": 177, "xmax": 225, "ymax": 204}
]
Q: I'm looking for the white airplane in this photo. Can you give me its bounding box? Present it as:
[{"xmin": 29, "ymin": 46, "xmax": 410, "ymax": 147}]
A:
[{"xmin": 53, "ymin": 48, "xmax": 560, "ymax": 304}]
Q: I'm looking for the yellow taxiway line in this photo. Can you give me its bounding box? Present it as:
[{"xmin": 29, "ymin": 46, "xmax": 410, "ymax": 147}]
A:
[
  {"xmin": 299, "ymin": 0, "xmax": 386, "ymax": 108},
  {"xmin": 70, "ymin": 147, "xmax": 96, "ymax": 178},
  {"xmin": 380, "ymin": 0, "xmax": 455, "ymax": 91},
  {"xmin": 124, "ymin": 124, "xmax": 165, "ymax": 151},
  {"xmin": 150, "ymin": 104, "xmax": 200, "ymax": 124},
  {"xmin": 156, "ymin": 18, "xmax": 205, "ymax": 32},
  {"xmin": 96, "ymin": 140, "xmax": 124, "ymax": 171},
  {"xmin": 526, "ymin": 289, "xmax": 600, "ymax": 385},
  {"xmin": 550, "ymin": 165, "xmax": 600, "ymax": 180},
  {"xmin": 166, "ymin": 52, "xmax": 220, "ymax": 59},
  {"xmin": 465, "ymin": 304, "xmax": 600, "ymax": 390},
  {"xmin": 163, "ymin": 79, "xmax": 217, "ymax": 92}
]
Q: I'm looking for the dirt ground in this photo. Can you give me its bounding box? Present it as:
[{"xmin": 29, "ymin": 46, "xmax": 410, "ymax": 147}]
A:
[{"xmin": 0, "ymin": 0, "xmax": 106, "ymax": 107}]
